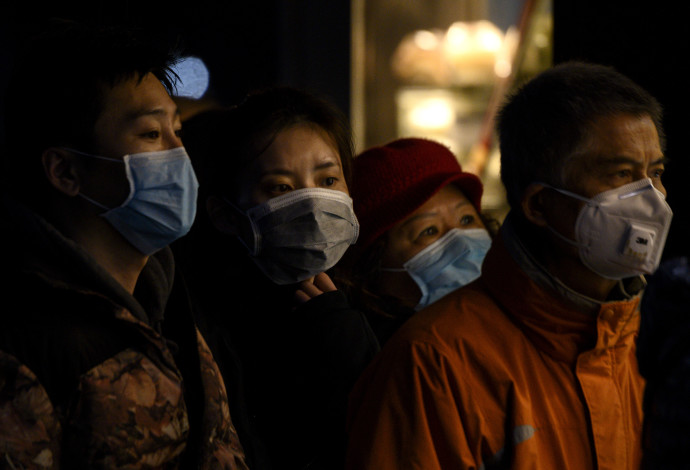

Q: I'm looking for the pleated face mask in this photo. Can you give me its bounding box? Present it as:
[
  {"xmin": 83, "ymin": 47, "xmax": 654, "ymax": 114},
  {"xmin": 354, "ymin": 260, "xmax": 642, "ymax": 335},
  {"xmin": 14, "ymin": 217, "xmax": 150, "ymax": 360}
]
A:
[
  {"xmin": 382, "ymin": 228, "xmax": 492, "ymax": 310},
  {"xmin": 541, "ymin": 178, "xmax": 673, "ymax": 280},
  {"xmin": 228, "ymin": 188, "xmax": 360, "ymax": 285},
  {"xmin": 70, "ymin": 146, "xmax": 199, "ymax": 255}
]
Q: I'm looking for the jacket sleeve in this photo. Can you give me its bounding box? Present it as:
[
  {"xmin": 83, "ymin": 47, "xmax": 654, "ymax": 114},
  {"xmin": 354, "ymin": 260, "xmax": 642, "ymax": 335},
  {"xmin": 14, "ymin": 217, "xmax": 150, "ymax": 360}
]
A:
[
  {"xmin": 0, "ymin": 351, "xmax": 62, "ymax": 469},
  {"xmin": 346, "ymin": 338, "xmax": 479, "ymax": 470}
]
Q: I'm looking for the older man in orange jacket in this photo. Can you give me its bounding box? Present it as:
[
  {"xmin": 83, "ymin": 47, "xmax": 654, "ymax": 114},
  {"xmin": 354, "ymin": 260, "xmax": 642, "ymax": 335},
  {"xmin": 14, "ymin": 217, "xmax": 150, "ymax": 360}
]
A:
[{"xmin": 345, "ymin": 61, "xmax": 672, "ymax": 470}]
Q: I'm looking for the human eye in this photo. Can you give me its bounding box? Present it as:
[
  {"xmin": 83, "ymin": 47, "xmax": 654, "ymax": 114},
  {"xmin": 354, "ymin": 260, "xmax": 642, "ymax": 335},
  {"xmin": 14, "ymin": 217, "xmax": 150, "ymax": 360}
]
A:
[
  {"xmin": 614, "ymin": 168, "xmax": 632, "ymax": 178},
  {"xmin": 140, "ymin": 129, "xmax": 161, "ymax": 140},
  {"xmin": 460, "ymin": 214, "xmax": 476, "ymax": 226},
  {"xmin": 268, "ymin": 183, "xmax": 292, "ymax": 195},
  {"xmin": 416, "ymin": 226, "xmax": 439, "ymax": 240},
  {"xmin": 649, "ymin": 166, "xmax": 665, "ymax": 180},
  {"xmin": 316, "ymin": 164, "xmax": 344, "ymax": 188},
  {"xmin": 605, "ymin": 166, "xmax": 633, "ymax": 186}
]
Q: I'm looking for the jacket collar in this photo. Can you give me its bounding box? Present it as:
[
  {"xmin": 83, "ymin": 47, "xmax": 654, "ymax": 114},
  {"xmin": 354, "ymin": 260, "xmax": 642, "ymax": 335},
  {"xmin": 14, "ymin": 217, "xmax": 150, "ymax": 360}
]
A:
[
  {"xmin": 481, "ymin": 212, "xmax": 642, "ymax": 362},
  {"xmin": 4, "ymin": 194, "xmax": 174, "ymax": 328}
]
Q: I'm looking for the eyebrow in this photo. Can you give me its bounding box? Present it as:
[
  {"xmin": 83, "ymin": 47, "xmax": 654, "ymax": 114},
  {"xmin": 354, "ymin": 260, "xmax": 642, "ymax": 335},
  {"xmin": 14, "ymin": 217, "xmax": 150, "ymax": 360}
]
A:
[
  {"xmin": 124, "ymin": 106, "xmax": 180, "ymax": 122},
  {"xmin": 597, "ymin": 155, "xmax": 669, "ymax": 167},
  {"xmin": 259, "ymin": 160, "xmax": 341, "ymax": 178},
  {"xmin": 314, "ymin": 161, "xmax": 341, "ymax": 171}
]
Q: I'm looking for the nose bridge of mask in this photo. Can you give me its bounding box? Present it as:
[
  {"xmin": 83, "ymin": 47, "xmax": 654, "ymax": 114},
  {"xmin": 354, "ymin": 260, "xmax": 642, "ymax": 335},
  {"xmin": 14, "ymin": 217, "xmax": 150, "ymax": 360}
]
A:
[
  {"xmin": 403, "ymin": 228, "xmax": 472, "ymax": 271},
  {"xmin": 123, "ymin": 147, "xmax": 197, "ymax": 207},
  {"xmin": 537, "ymin": 178, "xmax": 657, "ymax": 206},
  {"xmin": 591, "ymin": 177, "xmax": 656, "ymax": 203},
  {"xmin": 248, "ymin": 187, "xmax": 355, "ymax": 218}
]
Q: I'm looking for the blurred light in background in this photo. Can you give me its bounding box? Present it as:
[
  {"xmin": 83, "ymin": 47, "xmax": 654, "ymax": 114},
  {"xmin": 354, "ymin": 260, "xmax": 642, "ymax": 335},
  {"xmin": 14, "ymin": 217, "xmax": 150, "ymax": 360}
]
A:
[
  {"xmin": 172, "ymin": 56, "xmax": 210, "ymax": 99},
  {"xmin": 408, "ymin": 97, "xmax": 455, "ymax": 131}
]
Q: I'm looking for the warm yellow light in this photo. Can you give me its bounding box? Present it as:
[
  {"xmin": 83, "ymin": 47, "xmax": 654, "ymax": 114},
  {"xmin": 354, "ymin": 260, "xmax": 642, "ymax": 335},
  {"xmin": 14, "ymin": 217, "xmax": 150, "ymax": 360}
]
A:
[
  {"xmin": 444, "ymin": 20, "xmax": 503, "ymax": 54},
  {"xmin": 408, "ymin": 98, "xmax": 455, "ymax": 130},
  {"xmin": 446, "ymin": 22, "xmax": 469, "ymax": 49},
  {"xmin": 413, "ymin": 30, "xmax": 439, "ymax": 51},
  {"xmin": 476, "ymin": 24, "xmax": 502, "ymax": 52},
  {"xmin": 494, "ymin": 58, "xmax": 512, "ymax": 78}
]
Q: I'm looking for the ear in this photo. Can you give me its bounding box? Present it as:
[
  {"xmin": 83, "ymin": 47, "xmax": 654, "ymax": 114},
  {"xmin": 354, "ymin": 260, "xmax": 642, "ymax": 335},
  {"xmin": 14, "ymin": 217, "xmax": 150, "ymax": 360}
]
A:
[
  {"xmin": 207, "ymin": 195, "xmax": 239, "ymax": 235},
  {"xmin": 41, "ymin": 148, "xmax": 81, "ymax": 196},
  {"xmin": 520, "ymin": 183, "xmax": 550, "ymax": 227}
]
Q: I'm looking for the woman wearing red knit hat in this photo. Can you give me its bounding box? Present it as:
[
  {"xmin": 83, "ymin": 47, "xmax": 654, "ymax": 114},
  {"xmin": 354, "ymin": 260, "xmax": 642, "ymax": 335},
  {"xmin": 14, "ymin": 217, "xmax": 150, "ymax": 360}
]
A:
[{"xmin": 337, "ymin": 137, "xmax": 498, "ymax": 344}]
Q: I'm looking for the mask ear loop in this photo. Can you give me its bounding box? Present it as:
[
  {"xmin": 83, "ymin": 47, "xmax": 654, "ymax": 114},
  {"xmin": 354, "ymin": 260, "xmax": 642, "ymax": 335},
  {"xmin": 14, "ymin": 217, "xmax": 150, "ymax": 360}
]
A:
[
  {"xmin": 62, "ymin": 147, "xmax": 127, "ymax": 212},
  {"xmin": 535, "ymin": 182, "xmax": 591, "ymax": 249},
  {"xmin": 379, "ymin": 266, "xmax": 407, "ymax": 273},
  {"xmin": 78, "ymin": 192, "xmax": 112, "ymax": 211},
  {"xmin": 61, "ymin": 147, "xmax": 122, "ymax": 163},
  {"xmin": 222, "ymin": 198, "xmax": 261, "ymax": 255}
]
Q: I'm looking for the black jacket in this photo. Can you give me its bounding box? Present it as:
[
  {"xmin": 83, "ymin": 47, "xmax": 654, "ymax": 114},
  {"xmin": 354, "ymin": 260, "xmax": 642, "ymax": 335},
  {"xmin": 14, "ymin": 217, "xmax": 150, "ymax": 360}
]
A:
[
  {"xmin": 637, "ymin": 256, "xmax": 690, "ymax": 469},
  {"xmin": 173, "ymin": 226, "xmax": 380, "ymax": 470}
]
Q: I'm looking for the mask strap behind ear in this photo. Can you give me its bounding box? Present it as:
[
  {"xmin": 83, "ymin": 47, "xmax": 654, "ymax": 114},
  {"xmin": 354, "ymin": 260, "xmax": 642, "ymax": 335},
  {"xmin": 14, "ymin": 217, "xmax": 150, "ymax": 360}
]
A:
[
  {"xmin": 222, "ymin": 198, "xmax": 260, "ymax": 255},
  {"xmin": 62, "ymin": 147, "xmax": 122, "ymax": 163},
  {"xmin": 544, "ymin": 224, "xmax": 583, "ymax": 248},
  {"xmin": 532, "ymin": 182, "xmax": 587, "ymax": 248},
  {"xmin": 379, "ymin": 267, "xmax": 407, "ymax": 273},
  {"xmin": 77, "ymin": 192, "xmax": 112, "ymax": 212},
  {"xmin": 535, "ymin": 182, "xmax": 591, "ymax": 203}
]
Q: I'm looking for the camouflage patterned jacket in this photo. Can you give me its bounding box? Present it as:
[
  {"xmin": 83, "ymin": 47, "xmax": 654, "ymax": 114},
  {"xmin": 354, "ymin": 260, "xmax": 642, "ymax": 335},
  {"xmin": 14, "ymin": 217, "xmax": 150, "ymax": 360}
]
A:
[{"xmin": 0, "ymin": 196, "xmax": 249, "ymax": 469}]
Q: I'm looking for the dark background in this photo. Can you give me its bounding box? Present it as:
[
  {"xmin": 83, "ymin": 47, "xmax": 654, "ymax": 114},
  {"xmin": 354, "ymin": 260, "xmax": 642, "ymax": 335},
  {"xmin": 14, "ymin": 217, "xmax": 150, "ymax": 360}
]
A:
[
  {"xmin": 552, "ymin": 2, "xmax": 689, "ymax": 262},
  {"xmin": 0, "ymin": 1, "xmax": 352, "ymax": 111},
  {"xmin": 1, "ymin": 1, "xmax": 687, "ymax": 260}
]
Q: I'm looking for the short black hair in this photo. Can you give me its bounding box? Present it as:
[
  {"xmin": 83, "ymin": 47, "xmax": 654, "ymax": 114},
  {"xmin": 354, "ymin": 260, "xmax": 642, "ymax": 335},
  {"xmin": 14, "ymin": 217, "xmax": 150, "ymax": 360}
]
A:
[
  {"xmin": 2, "ymin": 18, "xmax": 180, "ymax": 206},
  {"xmin": 496, "ymin": 61, "xmax": 664, "ymax": 210},
  {"xmin": 182, "ymin": 86, "xmax": 354, "ymax": 203}
]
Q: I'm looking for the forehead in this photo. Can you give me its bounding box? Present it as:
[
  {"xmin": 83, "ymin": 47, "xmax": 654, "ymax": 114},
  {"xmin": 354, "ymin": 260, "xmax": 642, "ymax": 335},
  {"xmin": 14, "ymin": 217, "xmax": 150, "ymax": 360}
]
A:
[
  {"xmin": 254, "ymin": 124, "xmax": 340, "ymax": 170},
  {"xmin": 412, "ymin": 184, "xmax": 473, "ymax": 214},
  {"xmin": 390, "ymin": 184, "xmax": 475, "ymax": 232},
  {"xmin": 590, "ymin": 113, "xmax": 659, "ymax": 147},
  {"xmin": 98, "ymin": 73, "xmax": 177, "ymax": 122},
  {"xmin": 570, "ymin": 113, "xmax": 661, "ymax": 167}
]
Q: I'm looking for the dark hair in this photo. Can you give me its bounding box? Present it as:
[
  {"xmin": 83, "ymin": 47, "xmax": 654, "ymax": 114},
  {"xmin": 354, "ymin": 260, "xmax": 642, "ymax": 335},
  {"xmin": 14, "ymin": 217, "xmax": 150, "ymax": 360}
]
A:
[
  {"xmin": 496, "ymin": 61, "xmax": 664, "ymax": 210},
  {"xmin": 2, "ymin": 19, "xmax": 180, "ymax": 206},
  {"xmin": 181, "ymin": 86, "xmax": 354, "ymax": 203}
]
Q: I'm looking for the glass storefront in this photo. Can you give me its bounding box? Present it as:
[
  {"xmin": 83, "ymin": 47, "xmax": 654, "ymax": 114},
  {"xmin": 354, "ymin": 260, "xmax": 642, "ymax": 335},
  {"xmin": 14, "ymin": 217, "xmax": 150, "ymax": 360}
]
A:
[{"xmin": 351, "ymin": 0, "xmax": 553, "ymax": 221}]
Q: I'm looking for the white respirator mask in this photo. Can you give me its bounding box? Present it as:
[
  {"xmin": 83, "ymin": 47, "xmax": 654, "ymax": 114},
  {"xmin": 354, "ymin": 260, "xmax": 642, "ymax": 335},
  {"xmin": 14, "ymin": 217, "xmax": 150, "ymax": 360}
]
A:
[{"xmin": 540, "ymin": 178, "xmax": 672, "ymax": 280}]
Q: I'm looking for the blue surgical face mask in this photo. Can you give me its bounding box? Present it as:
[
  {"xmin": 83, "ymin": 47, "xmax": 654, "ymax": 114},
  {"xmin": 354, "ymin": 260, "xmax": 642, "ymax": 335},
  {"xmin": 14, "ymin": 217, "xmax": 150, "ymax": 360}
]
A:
[
  {"xmin": 67, "ymin": 146, "xmax": 199, "ymax": 255},
  {"xmin": 382, "ymin": 228, "xmax": 492, "ymax": 310}
]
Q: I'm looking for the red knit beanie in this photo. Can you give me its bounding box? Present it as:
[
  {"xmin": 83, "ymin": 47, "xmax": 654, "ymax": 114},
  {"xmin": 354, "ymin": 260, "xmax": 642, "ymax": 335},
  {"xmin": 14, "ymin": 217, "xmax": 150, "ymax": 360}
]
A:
[{"xmin": 352, "ymin": 137, "xmax": 483, "ymax": 249}]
